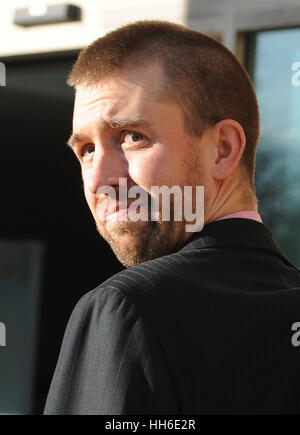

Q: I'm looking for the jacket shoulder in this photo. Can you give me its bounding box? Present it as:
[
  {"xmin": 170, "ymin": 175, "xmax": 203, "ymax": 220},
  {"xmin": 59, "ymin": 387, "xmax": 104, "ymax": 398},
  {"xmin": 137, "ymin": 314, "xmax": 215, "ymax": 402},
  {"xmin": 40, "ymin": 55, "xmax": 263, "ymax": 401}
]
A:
[{"xmin": 72, "ymin": 249, "xmax": 193, "ymax": 324}]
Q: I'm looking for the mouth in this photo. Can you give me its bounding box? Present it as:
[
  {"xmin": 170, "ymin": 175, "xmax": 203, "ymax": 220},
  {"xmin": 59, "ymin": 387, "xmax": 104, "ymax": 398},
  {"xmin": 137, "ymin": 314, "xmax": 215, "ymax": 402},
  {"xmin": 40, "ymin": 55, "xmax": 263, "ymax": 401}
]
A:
[
  {"xmin": 98, "ymin": 197, "xmax": 152, "ymax": 224},
  {"xmin": 104, "ymin": 205, "xmax": 130, "ymax": 223}
]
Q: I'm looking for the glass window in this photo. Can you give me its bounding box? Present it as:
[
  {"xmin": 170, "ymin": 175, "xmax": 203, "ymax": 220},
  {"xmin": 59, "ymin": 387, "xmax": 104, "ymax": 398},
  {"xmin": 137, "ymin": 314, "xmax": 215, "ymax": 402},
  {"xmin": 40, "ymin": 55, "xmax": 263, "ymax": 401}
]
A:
[{"xmin": 247, "ymin": 28, "xmax": 300, "ymax": 268}]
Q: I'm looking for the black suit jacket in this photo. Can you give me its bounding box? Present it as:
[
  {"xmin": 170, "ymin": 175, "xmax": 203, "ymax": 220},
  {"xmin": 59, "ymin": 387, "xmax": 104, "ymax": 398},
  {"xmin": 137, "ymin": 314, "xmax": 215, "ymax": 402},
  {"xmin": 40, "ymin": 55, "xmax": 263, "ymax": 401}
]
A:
[{"xmin": 44, "ymin": 218, "xmax": 300, "ymax": 414}]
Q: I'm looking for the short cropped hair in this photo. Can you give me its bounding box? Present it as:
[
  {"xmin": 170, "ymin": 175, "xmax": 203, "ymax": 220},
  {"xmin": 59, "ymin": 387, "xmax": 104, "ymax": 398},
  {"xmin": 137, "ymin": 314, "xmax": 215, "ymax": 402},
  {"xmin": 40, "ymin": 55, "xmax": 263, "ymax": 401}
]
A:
[{"xmin": 67, "ymin": 20, "xmax": 260, "ymax": 189}]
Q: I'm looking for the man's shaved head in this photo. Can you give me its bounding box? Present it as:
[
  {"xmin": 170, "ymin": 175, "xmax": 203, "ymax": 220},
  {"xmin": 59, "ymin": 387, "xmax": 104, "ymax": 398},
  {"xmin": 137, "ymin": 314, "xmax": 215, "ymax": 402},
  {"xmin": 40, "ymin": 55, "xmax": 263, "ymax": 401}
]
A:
[{"xmin": 67, "ymin": 20, "xmax": 260, "ymax": 188}]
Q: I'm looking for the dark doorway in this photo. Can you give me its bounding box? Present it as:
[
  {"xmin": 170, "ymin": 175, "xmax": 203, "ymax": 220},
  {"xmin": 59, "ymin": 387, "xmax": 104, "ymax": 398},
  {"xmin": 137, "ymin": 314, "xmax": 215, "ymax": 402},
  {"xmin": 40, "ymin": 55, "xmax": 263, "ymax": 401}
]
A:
[{"xmin": 0, "ymin": 55, "xmax": 124, "ymax": 414}]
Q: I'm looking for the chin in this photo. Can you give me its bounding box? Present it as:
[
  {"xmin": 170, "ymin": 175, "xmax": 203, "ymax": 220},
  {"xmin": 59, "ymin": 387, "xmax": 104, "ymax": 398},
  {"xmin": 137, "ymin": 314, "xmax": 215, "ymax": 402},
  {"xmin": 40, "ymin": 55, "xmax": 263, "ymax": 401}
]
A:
[
  {"xmin": 96, "ymin": 218, "xmax": 182, "ymax": 267},
  {"xmin": 108, "ymin": 239, "xmax": 151, "ymax": 267}
]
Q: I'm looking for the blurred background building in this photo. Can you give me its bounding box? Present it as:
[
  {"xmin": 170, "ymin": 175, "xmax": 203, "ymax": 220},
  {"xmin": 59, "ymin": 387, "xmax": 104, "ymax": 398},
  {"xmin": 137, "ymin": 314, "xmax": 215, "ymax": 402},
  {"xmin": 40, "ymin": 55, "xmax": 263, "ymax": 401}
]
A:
[{"xmin": 0, "ymin": 0, "xmax": 299, "ymax": 414}]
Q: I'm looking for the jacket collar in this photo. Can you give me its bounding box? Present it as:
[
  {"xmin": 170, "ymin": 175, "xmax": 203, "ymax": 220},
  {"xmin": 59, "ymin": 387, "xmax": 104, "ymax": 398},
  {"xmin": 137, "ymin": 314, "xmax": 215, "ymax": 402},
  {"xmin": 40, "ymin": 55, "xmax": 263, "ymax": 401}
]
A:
[{"xmin": 179, "ymin": 218, "xmax": 284, "ymax": 259}]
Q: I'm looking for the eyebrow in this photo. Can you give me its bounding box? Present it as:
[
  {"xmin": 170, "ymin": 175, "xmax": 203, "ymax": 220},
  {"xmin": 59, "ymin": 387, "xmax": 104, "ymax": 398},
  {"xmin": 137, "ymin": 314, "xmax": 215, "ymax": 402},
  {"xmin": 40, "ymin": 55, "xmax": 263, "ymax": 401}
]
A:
[{"xmin": 66, "ymin": 116, "xmax": 152, "ymax": 150}]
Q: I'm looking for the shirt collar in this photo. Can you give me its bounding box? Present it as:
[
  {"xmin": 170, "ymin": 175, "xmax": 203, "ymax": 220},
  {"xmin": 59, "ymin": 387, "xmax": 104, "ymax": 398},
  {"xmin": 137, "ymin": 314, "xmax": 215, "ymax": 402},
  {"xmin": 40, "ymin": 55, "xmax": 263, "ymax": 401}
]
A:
[{"xmin": 215, "ymin": 210, "xmax": 262, "ymax": 223}]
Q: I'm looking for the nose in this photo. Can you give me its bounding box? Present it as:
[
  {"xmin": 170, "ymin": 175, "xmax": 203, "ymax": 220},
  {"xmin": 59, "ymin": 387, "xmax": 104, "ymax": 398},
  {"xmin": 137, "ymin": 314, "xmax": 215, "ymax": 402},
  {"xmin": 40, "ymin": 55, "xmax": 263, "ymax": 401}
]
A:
[{"xmin": 85, "ymin": 146, "xmax": 128, "ymax": 195}]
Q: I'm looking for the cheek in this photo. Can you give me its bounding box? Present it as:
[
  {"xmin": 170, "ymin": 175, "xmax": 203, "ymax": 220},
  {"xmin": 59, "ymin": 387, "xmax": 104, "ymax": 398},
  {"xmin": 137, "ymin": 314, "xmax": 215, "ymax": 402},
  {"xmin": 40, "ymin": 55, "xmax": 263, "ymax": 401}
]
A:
[
  {"xmin": 83, "ymin": 186, "xmax": 94, "ymax": 212},
  {"xmin": 128, "ymin": 150, "xmax": 182, "ymax": 190},
  {"xmin": 81, "ymin": 169, "xmax": 96, "ymax": 211},
  {"xmin": 128, "ymin": 159, "xmax": 156, "ymax": 188}
]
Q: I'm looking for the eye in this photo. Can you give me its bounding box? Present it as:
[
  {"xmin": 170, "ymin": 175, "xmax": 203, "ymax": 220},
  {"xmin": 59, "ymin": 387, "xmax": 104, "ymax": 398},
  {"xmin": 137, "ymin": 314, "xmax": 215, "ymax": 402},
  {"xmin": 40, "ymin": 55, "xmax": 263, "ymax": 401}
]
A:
[
  {"xmin": 127, "ymin": 132, "xmax": 144, "ymax": 142},
  {"xmin": 123, "ymin": 132, "xmax": 147, "ymax": 147},
  {"xmin": 80, "ymin": 143, "xmax": 95, "ymax": 159}
]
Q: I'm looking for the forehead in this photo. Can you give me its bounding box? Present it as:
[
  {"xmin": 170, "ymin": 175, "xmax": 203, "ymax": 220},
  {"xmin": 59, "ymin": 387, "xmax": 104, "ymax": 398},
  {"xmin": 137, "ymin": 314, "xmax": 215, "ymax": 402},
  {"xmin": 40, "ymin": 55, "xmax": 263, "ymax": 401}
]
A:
[{"xmin": 73, "ymin": 64, "xmax": 167, "ymax": 128}]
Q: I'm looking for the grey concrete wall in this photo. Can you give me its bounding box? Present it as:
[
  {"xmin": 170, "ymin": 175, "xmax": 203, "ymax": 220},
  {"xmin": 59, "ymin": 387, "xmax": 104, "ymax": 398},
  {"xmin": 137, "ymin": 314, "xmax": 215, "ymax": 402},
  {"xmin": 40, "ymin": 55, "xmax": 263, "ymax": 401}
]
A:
[
  {"xmin": 0, "ymin": 0, "xmax": 299, "ymax": 58},
  {"xmin": 186, "ymin": 0, "xmax": 300, "ymax": 52}
]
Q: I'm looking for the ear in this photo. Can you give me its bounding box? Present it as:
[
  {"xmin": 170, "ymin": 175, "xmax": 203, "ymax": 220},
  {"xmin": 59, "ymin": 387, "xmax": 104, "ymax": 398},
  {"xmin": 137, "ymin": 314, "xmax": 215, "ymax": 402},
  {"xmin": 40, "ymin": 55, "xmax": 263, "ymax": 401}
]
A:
[{"xmin": 210, "ymin": 119, "xmax": 246, "ymax": 180}]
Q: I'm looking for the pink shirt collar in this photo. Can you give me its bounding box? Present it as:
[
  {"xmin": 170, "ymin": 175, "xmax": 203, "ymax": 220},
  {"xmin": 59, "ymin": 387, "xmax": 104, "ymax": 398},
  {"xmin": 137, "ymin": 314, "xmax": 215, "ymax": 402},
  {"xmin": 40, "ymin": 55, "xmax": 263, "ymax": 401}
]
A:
[{"xmin": 215, "ymin": 210, "xmax": 262, "ymax": 223}]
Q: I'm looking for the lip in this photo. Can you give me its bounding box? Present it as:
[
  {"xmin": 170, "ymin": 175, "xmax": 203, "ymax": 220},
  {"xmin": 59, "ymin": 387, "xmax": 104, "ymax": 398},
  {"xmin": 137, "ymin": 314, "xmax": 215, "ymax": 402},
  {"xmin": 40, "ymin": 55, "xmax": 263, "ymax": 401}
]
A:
[
  {"xmin": 102, "ymin": 201, "xmax": 150, "ymax": 223},
  {"xmin": 104, "ymin": 205, "xmax": 129, "ymax": 222}
]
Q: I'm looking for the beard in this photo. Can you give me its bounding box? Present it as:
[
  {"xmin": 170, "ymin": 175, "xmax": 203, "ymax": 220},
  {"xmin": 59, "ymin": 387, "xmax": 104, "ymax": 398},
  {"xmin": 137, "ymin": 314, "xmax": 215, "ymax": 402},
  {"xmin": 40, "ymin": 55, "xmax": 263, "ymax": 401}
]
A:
[
  {"xmin": 95, "ymin": 203, "xmax": 188, "ymax": 268},
  {"xmin": 93, "ymin": 143, "xmax": 204, "ymax": 268}
]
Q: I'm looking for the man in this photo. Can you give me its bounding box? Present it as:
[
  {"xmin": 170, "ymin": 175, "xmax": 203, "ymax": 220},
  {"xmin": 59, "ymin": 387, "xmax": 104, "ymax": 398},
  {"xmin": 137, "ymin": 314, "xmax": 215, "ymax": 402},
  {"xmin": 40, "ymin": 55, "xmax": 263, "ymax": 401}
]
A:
[{"xmin": 44, "ymin": 20, "xmax": 300, "ymax": 414}]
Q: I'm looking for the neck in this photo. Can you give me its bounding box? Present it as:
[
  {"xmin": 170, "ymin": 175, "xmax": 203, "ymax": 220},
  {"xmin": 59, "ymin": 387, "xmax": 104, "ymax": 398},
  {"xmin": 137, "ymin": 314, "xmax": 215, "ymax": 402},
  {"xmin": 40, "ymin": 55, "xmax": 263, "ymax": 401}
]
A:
[{"xmin": 204, "ymin": 178, "xmax": 257, "ymax": 225}]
